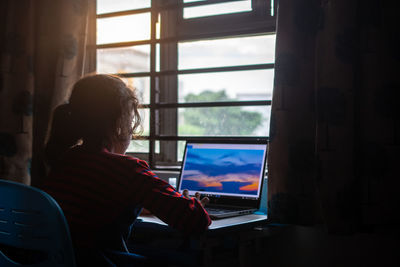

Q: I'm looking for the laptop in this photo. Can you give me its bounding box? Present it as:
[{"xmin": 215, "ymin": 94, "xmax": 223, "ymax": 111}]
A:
[{"xmin": 177, "ymin": 140, "xmax": 267, "ymax": 220}]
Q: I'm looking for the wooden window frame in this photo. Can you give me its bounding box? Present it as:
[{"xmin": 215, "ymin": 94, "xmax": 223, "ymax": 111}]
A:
[{"xmin": 96, "ymin": 0, "xmax": 276, "ymax": 169}]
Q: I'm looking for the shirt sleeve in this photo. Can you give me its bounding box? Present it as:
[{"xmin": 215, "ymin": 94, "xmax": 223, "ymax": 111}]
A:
[{"xmin": 131, "ymin": 159, "xmax": 211, "ymax": 234}]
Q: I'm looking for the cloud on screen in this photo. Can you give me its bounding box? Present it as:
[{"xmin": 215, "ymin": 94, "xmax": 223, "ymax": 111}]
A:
[{"xmin": 181, "ymin": 147, "xmax": 264, "ymax": 195}]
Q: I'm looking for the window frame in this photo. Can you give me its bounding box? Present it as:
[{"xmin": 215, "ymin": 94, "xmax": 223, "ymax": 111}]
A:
[{"xmin": 96, "ymin": 0, "xmax": 276, "ymax": 169}]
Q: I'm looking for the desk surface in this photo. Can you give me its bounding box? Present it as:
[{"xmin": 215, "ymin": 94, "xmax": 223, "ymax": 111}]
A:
[
  {"xmin": 138, "ymin": 213, "xmax": 268, "ymax": 231},
  {"xmin": 132, "ymin": 214, "xmax": 270, "ymax": 265}
]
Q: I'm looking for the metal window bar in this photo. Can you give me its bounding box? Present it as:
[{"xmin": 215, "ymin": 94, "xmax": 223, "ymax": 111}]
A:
[
  {"xmin": 134, "ymin": 136, "xmax": 269, "ymax": 141},
  {"xmin": 97, "ymin": 0, "xmax": 255, "ymax": 18},
  {"xmin": 117, "ymin": 63, "xmax": 274, "ymax": 78},
  {"xmin": 96, "ymin": 29, "xmax": 276, "ymax": 49},
  {"xmin": 139, "ymin": 100, "xmax": 271, "ymax": 109},
  {"xmin": 149, "ymin": 6, "xmax": 157, "ymax": 167},
  {"xmin": 96, "ymin": 0, "xmax": 274, "ymax": 167}
]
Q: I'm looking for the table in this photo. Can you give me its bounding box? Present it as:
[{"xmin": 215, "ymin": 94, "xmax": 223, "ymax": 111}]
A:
[{"xmin": 129, "ymin": 214, "xmax": 270, "ymax": 266}]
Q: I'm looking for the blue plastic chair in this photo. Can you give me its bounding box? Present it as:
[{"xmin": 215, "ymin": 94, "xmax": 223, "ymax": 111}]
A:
[{"xmin": 0, "ymin": 179, "xmax": 76, "ymax": 267}]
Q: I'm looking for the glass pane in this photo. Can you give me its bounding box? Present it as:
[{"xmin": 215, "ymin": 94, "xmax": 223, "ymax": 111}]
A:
[
  {"xmin": 178, "ymin": 35, "xmax": 276, "ymax": 69},
  {"xmin": 97, "ymin": 13, "xmax": 150, "ymax": 44},
  {"xmin": 138, "ymin": 108, "xmax": 150, "ymax": 136},
  {"xmin": 127, "ymin": 140, "xmax": 149, "ymax": 153},
  {"xmin": 183, "ymin": 0, "xmax": 251, "ymax": 19},
  {"xmin": 97, "ymin": 45, "xmax": 150, "ymax": 74},
  {"xmin": 178, "ymin": 106, "xmax": 271, "ymax": 136},
  {"xmin": 178, "ymin": 140, "xmax": 186, "ymax": 162},
  {"xmin": 178, "ymin": 69, "xmax": 274, "ymax": 103},
  {"xmin": 127, "ymin": 140, "xmax": 160, "ymax": 154},
  {"xmin": 271, "ymin": 0, "xmax": 275, "ymax": 16},
  {"xmin": 156, "ymin": 44, "xmax": 160, "ymax": 72},
  {"xmin": 156, "ymin": 13, "xmax": 161, "ymax": 40},
  {"xmin": 157, "ymin": 140, "xmax": 178, "ymax": 162},
  {"xmin": 97, "ymin": 0, "xmax": 151, "ymax": 14},
  {"xmin": 122, "ymin": 77, "xmax": 150, "ymax": 104}
]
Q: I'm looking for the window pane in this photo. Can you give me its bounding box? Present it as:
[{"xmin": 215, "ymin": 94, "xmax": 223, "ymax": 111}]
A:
[
  {"xmin": 127, "ymin": 107, "xmax": 150, "ymax": 153},
  {"xmin": 178, "ymin": 140, "xmax": 186, "ymax": 162},
  {"xmin": 183, "ymin": 0, "xmax": 252, "ymax": 19},
  {"xmin": 127, "ymin": 140, "xmax": 149, "ymax": 153},
  {"xmin": 138, "ymin": 108, "xmax": 150, "ymax": 136},
  {"xmin": 178, "ymin": 106, "xmax": 271, "ymax": 136},
  {"xmin": 178, "ymin": 69, "xmax": 274, "ymax": 103},
  {"xmin": 97, "ymin": 13, "xmax": 150, "ymax": 44},
  {"xmin": 97, "ymin": 0, "xmax": 151, "ymax": 14},
  {"xmin": 97, "ymin": 45, "xmax": 150, "ymax": 74},
  {"xmin": 156, "ymin": 44, "xmax": 160, "ymax": 72},
  {"xmin": 127, "ymin": 140, "xmax": 160, "ymax": 154},
  {"xmin": 178, "ymin": 35, "xmax": 276, "ymax": 69},
  {"xmin": 271, "ymin": 0, "xmax": 275, "ymax": 16},
  {"xmin": 122, "ymin": 77, "xmax": 150, "ymax": 104}
]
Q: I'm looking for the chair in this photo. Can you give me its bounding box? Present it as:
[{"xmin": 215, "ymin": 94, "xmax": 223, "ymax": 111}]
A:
[{"xmin": 0, "ymin": 179, "xmax": 76, "ymax": 267}]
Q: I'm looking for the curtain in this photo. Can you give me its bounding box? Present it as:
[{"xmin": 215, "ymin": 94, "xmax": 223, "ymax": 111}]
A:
[
  {"xmin": 0, "ymin": 0, "xmax": 96, "ymax": 186},
  {"xmin": 268, "ymin": 0, "xmax": 399, "ymax": 233}
]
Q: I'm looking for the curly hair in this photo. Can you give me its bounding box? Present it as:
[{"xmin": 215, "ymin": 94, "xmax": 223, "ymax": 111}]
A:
[{"xmin": 45, "ymin": 74, "xmax": 142, "ymax": 166}]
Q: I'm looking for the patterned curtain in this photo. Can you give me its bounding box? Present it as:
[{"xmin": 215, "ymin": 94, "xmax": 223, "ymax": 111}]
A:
[
  {"xmin": 0, "ymin": 0, "xmax": 96, "ymax": 185},
  {"xmin": 268, "ymin": 0, "xmax": 399, "ymax": 233}
]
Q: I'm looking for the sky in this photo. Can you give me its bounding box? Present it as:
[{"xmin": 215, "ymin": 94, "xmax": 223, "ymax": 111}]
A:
[{"xmin": 180, "ymin": 146, "xmax": 265, "ymax": 195}]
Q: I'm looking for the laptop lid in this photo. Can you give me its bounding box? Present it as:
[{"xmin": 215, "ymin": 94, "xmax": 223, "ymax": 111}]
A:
[{"xmin": 177, "ymin": 140, "xmax": 267, "ymax": 210}]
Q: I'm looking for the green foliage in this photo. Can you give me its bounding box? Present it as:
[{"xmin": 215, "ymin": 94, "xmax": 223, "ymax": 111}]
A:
[
  {"xmin": 180, "ymin": 90, "xmax": 262, "ymax": 136},
  {"xmin": 185, "ymin": 90, "xmax": 229, "ymax": 102}
]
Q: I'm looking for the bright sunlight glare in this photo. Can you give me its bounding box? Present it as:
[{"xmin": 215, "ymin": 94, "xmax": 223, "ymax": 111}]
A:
[
  {"xmin": 97, "ymin": 13, "xmax": 161, "ymax": 45},
  {"xmin": 97, "ymin": 13, "xmax": 150, "ymax": 45}
]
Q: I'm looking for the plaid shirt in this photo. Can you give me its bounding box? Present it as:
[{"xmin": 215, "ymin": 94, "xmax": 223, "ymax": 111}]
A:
[{"xmin": 42, "ymin": 146, "xmax": 211, "ymax": 250}]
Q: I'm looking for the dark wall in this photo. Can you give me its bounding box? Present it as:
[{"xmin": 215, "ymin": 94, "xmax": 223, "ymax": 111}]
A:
[{"xmin": 255, "ymin": 225, "xmax": 400, "ymax": 267}]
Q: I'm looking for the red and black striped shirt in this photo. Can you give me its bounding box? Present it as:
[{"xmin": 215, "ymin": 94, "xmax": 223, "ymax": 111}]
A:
[{"xmin": 42, "ymin": 146, "xmax": 211, "ymax": 249}]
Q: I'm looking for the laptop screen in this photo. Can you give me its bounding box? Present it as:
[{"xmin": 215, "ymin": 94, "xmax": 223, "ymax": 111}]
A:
[{"xmin": 178, "ymin": 141, "xmax": 267, "ymax": 207}]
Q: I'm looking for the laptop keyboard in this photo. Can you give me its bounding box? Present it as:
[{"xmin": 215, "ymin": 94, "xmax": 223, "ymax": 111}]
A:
[{"xmin": 205, "ymin": 207, "xmax": 238, "ymax": 214}]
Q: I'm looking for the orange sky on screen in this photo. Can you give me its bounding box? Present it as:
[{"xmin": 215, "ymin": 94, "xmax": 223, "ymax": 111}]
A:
[
  {"xmin": 240, "ymin": 182, "xmax": 259, "ymax": 191},
  {"xmin": 201, "ymin": 181, "xmax": 222, "ymax": 188}
]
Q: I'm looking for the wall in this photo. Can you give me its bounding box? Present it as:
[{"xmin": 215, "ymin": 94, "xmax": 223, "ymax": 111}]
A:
[{"xmin": 254, "ymin": 224, "xmax": 400, "ymax": 267}]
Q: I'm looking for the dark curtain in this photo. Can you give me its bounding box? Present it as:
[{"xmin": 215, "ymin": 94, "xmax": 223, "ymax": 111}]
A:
[
  {"xmin": 268, "ymin": 0, "xmax": 400, "ymax": 233},
  {"xmin": 0, "ymin": 0, "xmax": 96, "ymax": 185}
]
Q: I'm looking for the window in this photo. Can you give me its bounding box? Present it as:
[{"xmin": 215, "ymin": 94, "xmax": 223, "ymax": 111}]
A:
[{"xmin": 96, "ymin": 0, "xmax": 276, "ymax": 168}]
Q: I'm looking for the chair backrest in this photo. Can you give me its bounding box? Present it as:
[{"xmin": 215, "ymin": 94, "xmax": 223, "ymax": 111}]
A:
[{"xmin": 0, "ymin": 180, "xmax": 76, "ymax": 267}]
